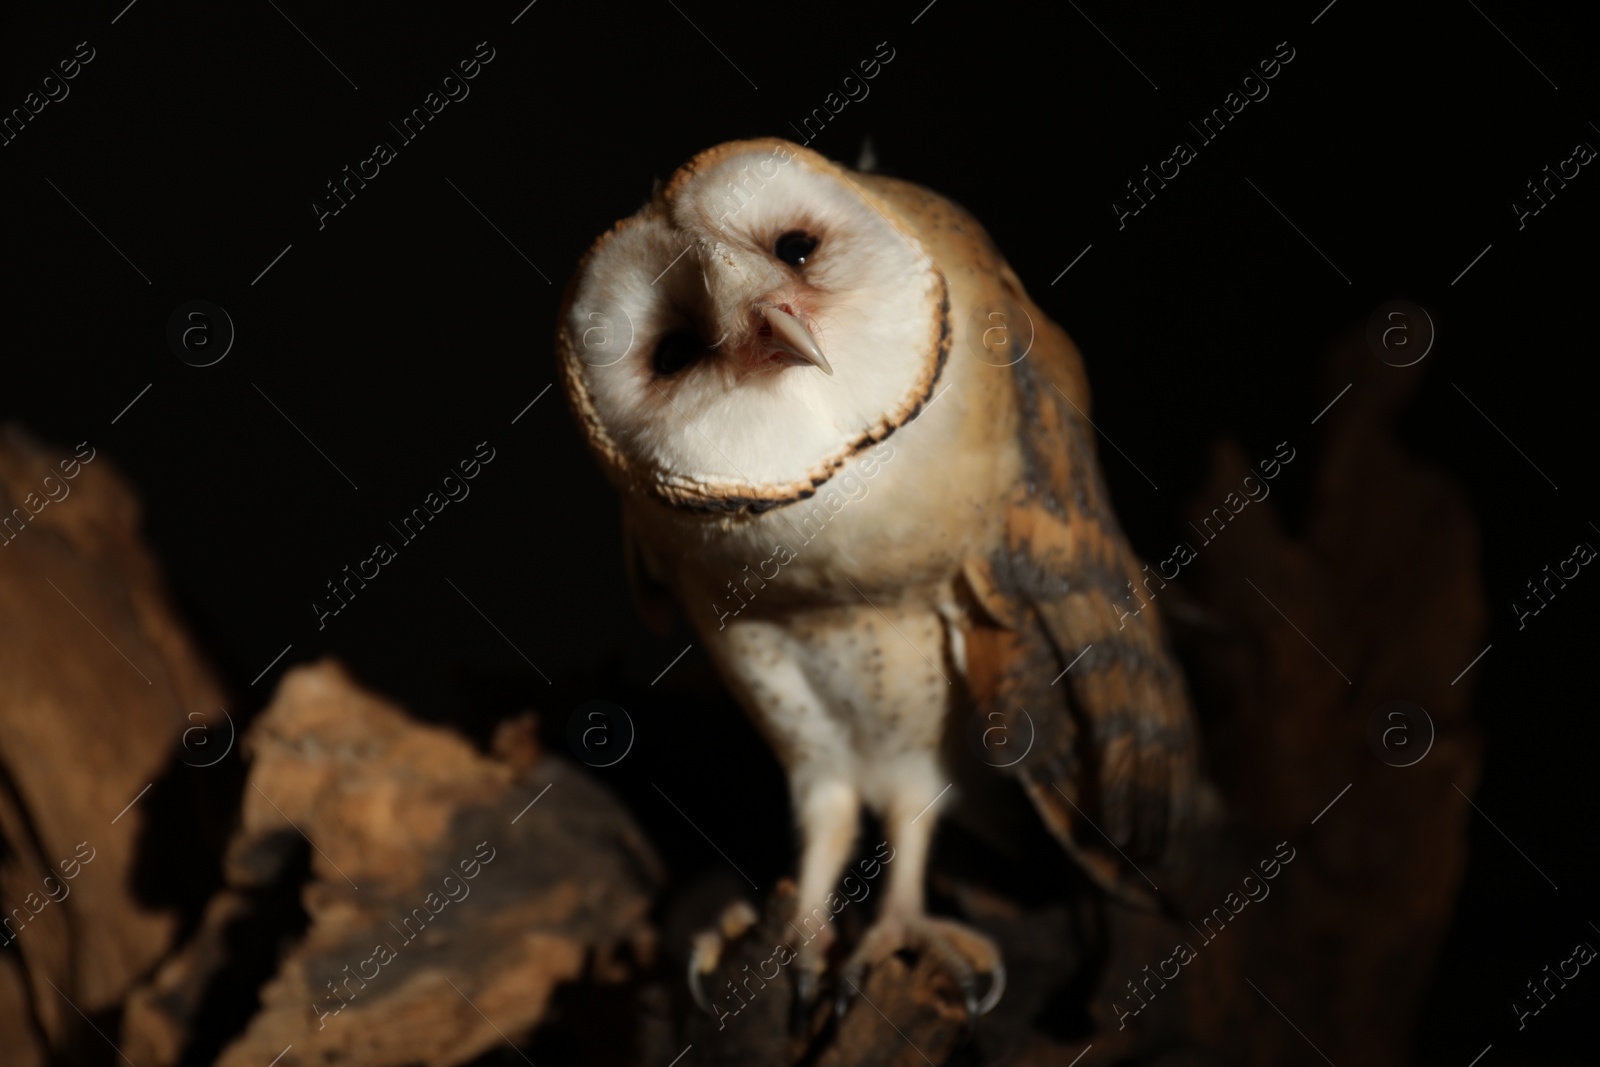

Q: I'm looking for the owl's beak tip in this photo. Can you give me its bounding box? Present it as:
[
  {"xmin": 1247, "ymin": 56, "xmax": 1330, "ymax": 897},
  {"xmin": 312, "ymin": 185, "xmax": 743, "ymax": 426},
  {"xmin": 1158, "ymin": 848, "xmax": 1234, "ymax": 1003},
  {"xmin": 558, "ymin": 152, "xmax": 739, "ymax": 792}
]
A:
[{"xmin": 762, "ymin": 305, "xmax": 833, "ymax": 375}]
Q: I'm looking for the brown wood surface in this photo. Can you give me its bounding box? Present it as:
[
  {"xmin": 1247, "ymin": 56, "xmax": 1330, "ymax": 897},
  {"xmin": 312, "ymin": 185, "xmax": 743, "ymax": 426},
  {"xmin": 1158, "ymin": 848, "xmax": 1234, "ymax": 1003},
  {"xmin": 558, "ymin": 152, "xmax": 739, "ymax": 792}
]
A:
[{"xmin": 0, "ymin": 426, "xmax": 221, "ymax": 1057}]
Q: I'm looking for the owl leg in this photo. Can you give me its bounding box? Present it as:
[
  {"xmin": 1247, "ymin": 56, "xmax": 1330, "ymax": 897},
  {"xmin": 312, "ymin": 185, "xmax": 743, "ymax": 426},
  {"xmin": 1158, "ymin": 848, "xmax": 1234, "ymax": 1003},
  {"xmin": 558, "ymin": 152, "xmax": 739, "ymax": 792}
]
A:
[
  {"xmin": 789, "ymin": 778, "xmax": 861, "ymax": 1011},
  {"xmin": 838, "ymin": 782, "xmax": 1005, "ymax": 1019},
  {"xmin": 684, "ymin": 779, "xmax": 858, "ymax": 1020}
]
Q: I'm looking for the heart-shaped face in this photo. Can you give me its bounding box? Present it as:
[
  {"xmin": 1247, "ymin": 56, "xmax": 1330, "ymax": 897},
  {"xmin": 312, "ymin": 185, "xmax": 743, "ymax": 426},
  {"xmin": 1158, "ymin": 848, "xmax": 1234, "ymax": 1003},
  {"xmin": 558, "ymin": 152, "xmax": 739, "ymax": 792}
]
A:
[{"xmin": 557, "ymin": 139, "xmax": 948, "ymax": 514}]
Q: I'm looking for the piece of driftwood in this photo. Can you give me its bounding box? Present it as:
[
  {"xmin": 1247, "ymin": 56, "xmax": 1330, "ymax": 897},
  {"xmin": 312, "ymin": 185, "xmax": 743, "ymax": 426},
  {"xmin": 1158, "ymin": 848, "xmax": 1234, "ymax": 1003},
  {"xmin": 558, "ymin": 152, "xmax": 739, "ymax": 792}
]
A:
[
  {"xmin": 0, "ymin": 953, "xmax": 49, "ymax": 1067},
  {"xmin": 122, "ymin": 661, "xmax": 663, "ymax": 1067},
  {"xmin": 0, "ymin": 425, "xmax": 224, "ymax": 1058},
  {"xmin": 1087, "ymin": 326, "xmax": 1486, "ymax": 1065}
]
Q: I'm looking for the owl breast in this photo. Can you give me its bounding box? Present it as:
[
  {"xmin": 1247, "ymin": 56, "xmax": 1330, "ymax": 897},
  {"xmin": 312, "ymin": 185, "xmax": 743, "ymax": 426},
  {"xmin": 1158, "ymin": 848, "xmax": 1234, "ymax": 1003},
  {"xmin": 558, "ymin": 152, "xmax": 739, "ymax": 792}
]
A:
[{"xmin": 708, "ymin": 598, "xmax": 958, "ymax": 810}]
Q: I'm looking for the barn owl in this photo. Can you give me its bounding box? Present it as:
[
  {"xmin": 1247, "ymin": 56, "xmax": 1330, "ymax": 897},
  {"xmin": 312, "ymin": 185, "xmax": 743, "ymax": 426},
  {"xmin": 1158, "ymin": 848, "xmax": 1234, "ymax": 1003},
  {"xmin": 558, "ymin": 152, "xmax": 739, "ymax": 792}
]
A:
[{"xmin": 555, "ymin": 138, "xmax": 1211, "ymax": 1021}]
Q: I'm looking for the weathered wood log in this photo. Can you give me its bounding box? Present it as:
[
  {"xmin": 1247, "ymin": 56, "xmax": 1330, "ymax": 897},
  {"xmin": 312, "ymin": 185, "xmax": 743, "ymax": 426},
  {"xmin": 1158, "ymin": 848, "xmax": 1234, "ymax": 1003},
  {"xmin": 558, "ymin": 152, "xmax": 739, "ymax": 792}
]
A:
[
  {"xmin": 0, "ymin": 953, "xmax": 49, "ymax": 1067},
  {"xmin": 1090, "ymin": 326, "xmax": 1486, "ymax": 1064},
  {"xmin": 0, "ymin": 425, "xmax": 224, "ymax": 1058},
  {"xmin": 122, "ymin": 660, "xmax": 662, "ymax": 1067}
]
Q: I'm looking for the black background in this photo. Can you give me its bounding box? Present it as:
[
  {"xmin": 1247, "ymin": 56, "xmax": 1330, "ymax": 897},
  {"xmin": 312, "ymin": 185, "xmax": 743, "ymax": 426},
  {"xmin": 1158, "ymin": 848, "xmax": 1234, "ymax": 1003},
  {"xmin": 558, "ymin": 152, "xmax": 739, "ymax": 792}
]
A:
[{"xmin": 2, "ymin": 0, "xmax": 1596, "ymax": 1061}]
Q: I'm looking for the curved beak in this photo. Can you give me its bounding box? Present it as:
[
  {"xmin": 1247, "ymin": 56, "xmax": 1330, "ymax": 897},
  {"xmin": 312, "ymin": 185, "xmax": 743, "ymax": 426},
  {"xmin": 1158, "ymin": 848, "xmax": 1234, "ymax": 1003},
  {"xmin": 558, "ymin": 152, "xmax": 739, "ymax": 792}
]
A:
[{"xmin": 763, "ymin": 305, "xmax": 833, "ymax": 376}]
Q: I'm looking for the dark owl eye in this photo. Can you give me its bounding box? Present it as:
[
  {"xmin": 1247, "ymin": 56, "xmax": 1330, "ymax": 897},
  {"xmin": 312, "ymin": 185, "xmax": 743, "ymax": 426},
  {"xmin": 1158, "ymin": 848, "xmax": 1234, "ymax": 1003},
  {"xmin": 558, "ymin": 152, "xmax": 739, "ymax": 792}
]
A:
[
  {"xmin": 774, "ymin": 230, "xmax": 819, "ymax": 266},
  {"xmin": 652, "ymin": 331, "xmax": 705, "ymax": 377}
]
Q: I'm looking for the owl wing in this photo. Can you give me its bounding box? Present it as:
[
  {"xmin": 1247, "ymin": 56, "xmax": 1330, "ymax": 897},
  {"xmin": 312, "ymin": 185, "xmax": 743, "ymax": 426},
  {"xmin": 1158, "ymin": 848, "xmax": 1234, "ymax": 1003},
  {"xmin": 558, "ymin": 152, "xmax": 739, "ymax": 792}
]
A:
[
  {"xmin": 786, "ymin": 165, "xmax": 1206, "ymax": 902},
  {"xmin": 959, "ymin": 278, "xmax": 1209, "ymax": 906}
]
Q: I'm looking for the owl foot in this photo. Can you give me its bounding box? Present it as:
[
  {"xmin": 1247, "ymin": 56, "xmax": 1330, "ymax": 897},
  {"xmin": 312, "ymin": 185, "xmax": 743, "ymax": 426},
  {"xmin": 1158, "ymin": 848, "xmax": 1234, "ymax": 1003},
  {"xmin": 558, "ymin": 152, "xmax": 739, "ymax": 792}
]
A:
[
  {"xmin": 836, "ymin": 913, "xmax": 1005, "ymax": 1021},
  {"xmin": 687, "ymin": 898, "xmax": 759, "ymax": 1015}
]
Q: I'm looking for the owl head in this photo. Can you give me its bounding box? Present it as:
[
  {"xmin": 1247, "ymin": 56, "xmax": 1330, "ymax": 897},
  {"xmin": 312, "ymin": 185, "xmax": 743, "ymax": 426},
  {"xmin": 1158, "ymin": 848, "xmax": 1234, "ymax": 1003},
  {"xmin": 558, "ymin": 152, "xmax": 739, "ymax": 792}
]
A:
[{"xmin": 556, "ymin": 139, "xmax": 949, "ymax": 515}]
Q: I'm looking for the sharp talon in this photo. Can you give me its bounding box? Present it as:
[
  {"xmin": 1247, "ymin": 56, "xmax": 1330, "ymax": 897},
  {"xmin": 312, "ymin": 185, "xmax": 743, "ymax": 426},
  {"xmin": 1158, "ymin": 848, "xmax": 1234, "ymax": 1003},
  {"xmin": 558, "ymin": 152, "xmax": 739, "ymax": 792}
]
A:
[
  {"xmin": 977, "ymin": 959, "xmax": 1006, "ymax": 1015},
  {"xmin": 792, "ymin": 968, "xmax": 818, "ymax": 1036},
  {"xmin": 958, "ymin": 975, "xmax": 979, "ymax": 1020},
  {"xmin": 688, "ymin": 909, "xmax": 745, "ymax": 1017},
  {"xmin": 834, "ymin": 969, "xmax": 862, "ymax": 1020},
  {"xmin": 687, "ymin": 955, "xmax": 713, "ymax": 1015},
  {"xmin": 954, "ymin": 972, "xmax": 981, "ymax": 1043}
]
